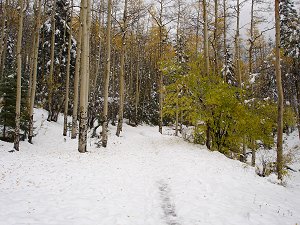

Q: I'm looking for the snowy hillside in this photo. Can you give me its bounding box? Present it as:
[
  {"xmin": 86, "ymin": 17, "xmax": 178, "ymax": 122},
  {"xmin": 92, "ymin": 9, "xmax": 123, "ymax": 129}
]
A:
[{"xmin": 0, "ymin": 109, "xmax": 300, "ymax": 225}]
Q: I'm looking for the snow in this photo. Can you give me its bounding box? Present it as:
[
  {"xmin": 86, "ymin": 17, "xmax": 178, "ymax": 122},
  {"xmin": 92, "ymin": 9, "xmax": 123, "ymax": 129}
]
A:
[
  {"xmin": 0, "ymin": 109, "xmax": 300, "ymax": 225},
  {"xmin": 249, "ymin": 73, "xmax": 259, "ymax": 84}
]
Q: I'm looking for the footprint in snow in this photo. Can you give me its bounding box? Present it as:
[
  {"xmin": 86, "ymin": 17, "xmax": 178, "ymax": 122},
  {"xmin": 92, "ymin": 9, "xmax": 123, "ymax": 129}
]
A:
[{"xmin": 158, "ymin": 180, "xmax": 181, "ymax": 225}]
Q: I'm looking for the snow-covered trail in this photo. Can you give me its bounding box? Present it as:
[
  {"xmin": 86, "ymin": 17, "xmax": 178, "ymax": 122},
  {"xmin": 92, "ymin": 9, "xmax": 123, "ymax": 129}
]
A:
[{"xmin": 0, "ymin": 109, "xmax": 300, "ymax": 225}]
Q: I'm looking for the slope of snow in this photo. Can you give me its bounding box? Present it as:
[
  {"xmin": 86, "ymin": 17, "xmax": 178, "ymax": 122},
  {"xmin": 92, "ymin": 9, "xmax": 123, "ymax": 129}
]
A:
[{"xmin": 0, "ymin": 109, "xmax": 299, "ymax": 225}]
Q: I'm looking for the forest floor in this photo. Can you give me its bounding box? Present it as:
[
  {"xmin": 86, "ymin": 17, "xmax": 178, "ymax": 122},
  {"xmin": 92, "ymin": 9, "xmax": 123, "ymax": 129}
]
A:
[{"xmin": 0, "ymin": 109, "xmax": 300, "ymax": 225}]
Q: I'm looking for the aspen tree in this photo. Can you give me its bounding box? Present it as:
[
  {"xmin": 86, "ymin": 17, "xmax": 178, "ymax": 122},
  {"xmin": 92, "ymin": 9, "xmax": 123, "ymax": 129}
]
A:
[
  {"xmin": 203, "ymin": 0, "xmax": 211, "ymax": 150},
  {"xmin": 223, "ymin": 0, "xmax": 227, "ymax": 81},
  {"xmin": 63, "ymin": 0, "xmax": 73, "ymax": 136},
  {"xmin": 78, "ymin": 0, "xmax": 90, "ymax": 153},
  {"xmin": 0, "ymin": 0, "xmax": 8, "ymax": 80},
  {"xmin": 214, "ymin": 0, "xmax": 219, "ymax": 75},
  {"xmin": 234, "ymin": 0, "xmax": 241, "ymax": 87},
  {"xmin": 116, "ymin": 0, "xmax": 128, "ymax": 137},
  {"xmin": 71, "ymin": 8, "xmax": 83, "ymax": 139},
  {"xmin": 92, "ymin": 0, "xmax": 104, "ymax": 96},
  {"xmin": 203, "ymin": 0, "xmax": 209, "ymax": 76},
  {"xmin": 101, "ymin": 0, "xmax": 113, "ymax": 147},
  {"xmin": 134, "ymin": 20, "xmax": 141, "ymax": 125},
  {"xmin": 14, "ymin": 0, "xmax": 26, "ymax": 151},
  {"xmin": 249, "ymin": 0, "xmax": 255, "ymax": 165},
  {"xmin": 28, "ymin": 0, "xmax": 42, "ymax": 143},
  {"xmin": 149, "ymin": 0, "xmax": 170, "ymax": 134},
  {"xmin": 275, "ymin": 0, "xmax": 284, "ymax": 180},
  {"xmin": 47, "ymin": 0, "xmax": 56, "ymax": 121},
  {"xmin": 195, "ymin": 0, "xmax": 201, "ymax": 58},
  {"xmin": 174, "ymin": 0, "xmax": 184, "ymax": 136}
]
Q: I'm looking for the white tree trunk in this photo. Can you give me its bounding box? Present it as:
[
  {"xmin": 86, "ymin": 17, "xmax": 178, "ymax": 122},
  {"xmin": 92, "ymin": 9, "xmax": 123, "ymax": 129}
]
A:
[
  {"xmin": 275, "ymin": 0, "xmax": 284, "ymax": 180},
  {"xmin": 116, "ymin": 0, "xmax": 128, "ymax": 137},
  {"xmin": 63, "ymin": 0, "xmax": 73, "ymax": 136},
  {"xmin": 203, "ymin": 0, "xmax": 209, "ymax": 76},
  {"xmin": 101, "ymin": 0, "xmax": 112, "ymax": 147},
  {"xmin": 14, "ymin": 0, "xmax": 25, "ymax": 151},
  {"xmin": 28, "ymin": 0, "xmax": 42, "ymax": 144},
  {"xmin": 235, "ymin": 0, "xmax": 241, "ymax": 87},
  {"xmin": 47, "ymin": 0, "xmax": 56, "ymax": 121},
  {"xmin": 0, "ymin": 0, "xmax": 7, "ymax": 80},
  {"xmin": 71, "ymin": 8, "xmax": 83, "ymax": 139},
  {"xmin": 78, "ymin": 0, "xmax": 90, "ymax": 153}
]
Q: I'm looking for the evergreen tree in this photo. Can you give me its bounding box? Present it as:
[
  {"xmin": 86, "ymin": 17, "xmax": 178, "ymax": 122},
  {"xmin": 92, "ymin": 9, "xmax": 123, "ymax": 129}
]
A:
[
  {"xmin": 0, "ymin": 38, "xmax": 29, "ymax": 141},
  {"xmin": 280, "ymin": 0, "xmax": 300, "ymax": 58},
  {"xmin": 37, "ymin": 0, "xmax": 76, "ymax": 120},
  {"xmin": 280, "ymin": 0, "xmax": 300, "ymax": 139},
  {"xmin": 221, "ymin": 48, "xmax": 237, "ymax": 87}
]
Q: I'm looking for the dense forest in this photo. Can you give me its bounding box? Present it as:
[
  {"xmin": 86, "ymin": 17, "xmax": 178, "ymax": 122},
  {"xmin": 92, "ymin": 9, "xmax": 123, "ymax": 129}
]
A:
[{"xmin": 0, "ymin": 0, "xmax": 300, "ymax": 181}]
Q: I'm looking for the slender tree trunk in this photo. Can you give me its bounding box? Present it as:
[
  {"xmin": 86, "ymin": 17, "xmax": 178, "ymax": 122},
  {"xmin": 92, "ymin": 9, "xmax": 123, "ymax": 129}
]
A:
[
  {"xmin": 101, "ymin": 0, "xmax": 112, "ymax": 147},
  {"xmin": 47, "ymin": 0, "xmax": 56, "ymax": 121},
  {"xmin": 28, "ymin": 0, "xmax": 42, "ymax": 144},
  {"xmin": 175, "ymin": 0, "xmax": 181, "ymax": 136},
  {"xmin": 71, "ymin": 9, "xmax": 83, "ymax": 139},
  {"xmin": 235, "ymin": 0, "xmax": 241, "ymax": 87},
  {"xmin": 214, "ymin": 0, "xmax": 218, "ymax": 75},
  {"xmin": 0, "ymin": 0, "xmax": 7, "ymax": 80},
  {"xmin": 134, "ymin": 41, "xmax": 140, "ymax": 125},
  {"xmin": 195, "ymin": 0, "xmax": 201, "ymax": 58},
  {"xmin": 78, "ymin": 0, "xmax": 90, "ymax": 153},
  {"xmin": 295, "ymin": 81, "xmax": 300, "ymax": 139},
  {"xmin": 175, "ymin": 86, "xmax": 179, "ymax": 136},
  {"xmin": 203, "ymin": 0, "xmax": 211, "ymax": 149},
  {"xmin": 158, "ymin": 1, "xmax": 164, "ymax": 134},
  {"xmin": 275, "ymin": 0, "xmax": 284, "ymax": 180},
  {"xmin": 248, "ymin": 0, "xmax": 254, "ymax": 79},
  {"xmin": 86, "ymin": 0, "xmax": 91, "ymax": 106},
  {"xmin": 251, "ymin": 147, "xmax": 256, "ymax": 166},
  {"xmin": 92, "ymin": 0, "xmax": 103, "ymax": 94},
  {"xmin": 203, "ymin": 0, "xmax": 209, "ymax": 76},
  {"xmin": 241, "ymin": 137, "xmax": 246, "ymax": 162},
  {"xmin": 63, "ymin": 0, "xmax": 73, "ymax": 136},
  {"xmin": 27, "ymin": 41, "xmax": 34, "ymax": 108},
  {"xmin": 14, "ymin": 0, "xmax": 25, "ymax": 151},
  {"xmin": 206, "ymin": 123, "xmax": 211, "ymax": 150},
  {"xmin": 223, "ymin": 0, "xmax": 227, "ymax": 81},
  {"xmin": 116, "ymin": 0, "xmax": 128, "ymax": 137}
]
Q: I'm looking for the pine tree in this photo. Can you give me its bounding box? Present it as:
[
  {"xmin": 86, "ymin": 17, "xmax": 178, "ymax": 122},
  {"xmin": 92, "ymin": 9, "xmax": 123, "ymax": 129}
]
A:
[
  {"xmin": 280, "ymin": 0, "xmax": 300, "ymax": 140},
  {"xmin": 0, "ymin": 24, "xmax": 29, "ymax": 143},
  {"xmin": 221, "ymin": 48, "xmax": 237, "ymax": 87},
  {"xmin": 37, "ymin": 0, "xmax": 76, "ymax": 121},
  {"xmin": 280, "ymin": 0, "xmax": 300, "ymax": 58}
]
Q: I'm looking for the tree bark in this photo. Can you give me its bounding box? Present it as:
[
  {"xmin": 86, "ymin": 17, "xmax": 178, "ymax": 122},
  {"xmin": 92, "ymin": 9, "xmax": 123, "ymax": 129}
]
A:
[
  {"xmin": 223, "ymin": 0, "xmax": 227, "ymax": 81},
  {"xmin": 248, "ymin": 0, "xmax": 254, "ymax": 79},
  {"xmin": 251, "ymin": 149, "xmax": 256, "ymax": 166},
  {"xmin": 101, "ymin": 0, "xmax": 112, "ymax": 147},
  {"xmin": 175, "ymin": 86, "xmax": 179, "ymax": 136},
  {"xmin": 47, "ymin": 0, "xmax": 56, "ymax": 121},
  {"xmin": 14, "ymin": 0, "xmax": 25, "ymax": 151},
  {"xmin": 0, "ymin": 0, "xmax": 8, "ymax": 80},
  {"xmin": 295, "ymin": 81, "xmax": 300, "ymax": 139},
  {"xmin": 235, "ymin": 0, "xmax": 241, "ymax": 87},
  {"xmin": 63, "ymin": 0, "xmax": 73, "ymax": 136},
  {"xmin": 116, "ymin": 0, "xmax": 128, "ymax": 137},
  {"xmin": 78, "ymin": 0, "xmax": 90, "ymax": 153},
  {"xmin": 203, "ymin": 0, "xmax": 210, "ymax": 76},
  {"xmin": 71, "ymin": 8, "xmax": 83, "ymax": 139},
  {"xmin": 28, "ymin": 0, "xmax": 42, "ymax": 144},
  {"xmin": 275, "ymin": 0, "xmax": 284, "ymax": 180},
  {"xmin": 214, "ymin": 0, "xmax": 218, "ymax": 75},
  {"xmin": 134, "ymin": 40, "xmax": 140, "ymax": 125}
]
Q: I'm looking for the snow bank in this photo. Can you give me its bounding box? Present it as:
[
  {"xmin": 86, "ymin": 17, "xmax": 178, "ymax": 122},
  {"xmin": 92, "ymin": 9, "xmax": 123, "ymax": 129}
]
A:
[{"xmin": 0, "ymin": 109, "xmax": 299, "ymax": 225}]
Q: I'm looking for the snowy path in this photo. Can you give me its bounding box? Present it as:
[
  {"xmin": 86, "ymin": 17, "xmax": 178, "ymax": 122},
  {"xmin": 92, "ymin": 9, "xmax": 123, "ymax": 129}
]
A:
[{"xmin": 0, "ymin": 109, "xmax": 300, "ymax": 225}]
